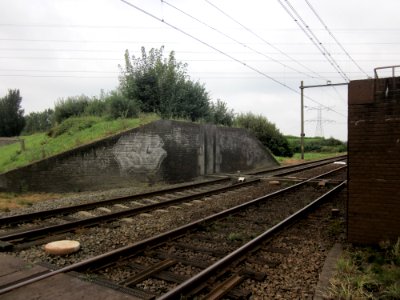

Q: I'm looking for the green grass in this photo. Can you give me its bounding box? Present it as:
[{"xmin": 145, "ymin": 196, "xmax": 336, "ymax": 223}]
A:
[
  {"xmin": 275, "ymin": 152, "xmax": 346, "ymax": 164},
  {"xmin": 328, "ymin": 239, "xmax": 400, "ymax": 299},
  {"xmin": 0, "ymin": 114, "xmax": 159, "ymax": 174}
]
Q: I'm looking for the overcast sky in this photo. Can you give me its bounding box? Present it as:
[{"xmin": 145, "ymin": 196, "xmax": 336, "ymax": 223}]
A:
[{"xmin": 1, "ymin": 0, "xmax": 399, "ymax": 141}]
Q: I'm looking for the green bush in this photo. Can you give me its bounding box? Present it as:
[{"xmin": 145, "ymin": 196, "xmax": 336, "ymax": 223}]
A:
[
  {"xmin": 105, "ymin": 92, "xmax": 139, "ymax": 119},
  {"xmin": 54, "ymin": 95, "xmax": 90, "ymax": 123},
  {"xmin": 84, "ymin": 99, "xmax": 108, "ymax": 117},
  {"xmin": 235, "ymin": 112, "xmax": 293, "ymax": 157},
  {"xmin": 48, "ymin": 116, "xmax": 99, "ymax": 137},
  {"xmin": 206, "ymin": 99, "xmax": 235, "ymax": 126},
  {"xmin": 287, "ymin": 136, "xmax": 347, "ymax": 153}
]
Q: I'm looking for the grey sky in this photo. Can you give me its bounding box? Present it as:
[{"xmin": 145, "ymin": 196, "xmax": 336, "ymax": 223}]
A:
[{"xmin": 1, "ymin": 0, "xmax": 399, "ymax": 141}]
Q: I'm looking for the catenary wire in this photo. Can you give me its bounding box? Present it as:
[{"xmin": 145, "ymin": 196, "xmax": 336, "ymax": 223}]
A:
[
  {"xmin": 304, "ymin": 0, "xmax": 370, "ymax": 78},
  {"xmin": 0, "ymin": 38, "xmax": 398, "ymax": 46},
  {"xmin": 162, "ymin": 0, "xmax": 319, "ymax": 80},
  {"xmin": 203, "ymin": 0, "xmax": 327, "ymax": 81},
  {"xmin": 276, "ymin": 0, "xmax": 349, "ymax": 82}
]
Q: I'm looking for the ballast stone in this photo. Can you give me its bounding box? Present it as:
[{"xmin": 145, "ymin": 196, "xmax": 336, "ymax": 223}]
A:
[{"xmin": 44, "ymin": 240, "xmax": 80, "ymax": 255}]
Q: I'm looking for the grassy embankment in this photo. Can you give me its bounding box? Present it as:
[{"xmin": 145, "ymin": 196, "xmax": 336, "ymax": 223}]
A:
[
  {"xmin": 0, "ymin": 114, "xmax": 159, "ymax": 210},
  {"xmin": 0, "ymin": 114, "xmax": 158, "ymax": 174}
]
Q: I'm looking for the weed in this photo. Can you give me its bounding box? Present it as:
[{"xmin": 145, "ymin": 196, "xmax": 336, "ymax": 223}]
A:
[
  {"xmin": 16, "ymin": 199, "xmax": 33, "ymax": 207},
  {"xmin": 227, "ymin": 232, "xmax": 244, "ymax": 242},
  {"xmin": 328, "ymin": 219, "xmax": 343, "ymax": 236},
  {"xmin": 382, "ymin": 282, "xmax": 400, "ymax": 299},
  {"xmin": 329, "ymin": 240, "xmax": 400, "ymax": 299}
]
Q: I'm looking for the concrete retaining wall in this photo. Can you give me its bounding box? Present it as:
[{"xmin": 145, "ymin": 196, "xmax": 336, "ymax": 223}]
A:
[
  {"xmin": 0, "ymin": 120, "xmax": 278, "ymax": 192},
  {"xmin": 348, "ymin": 76, "xmax": 400, "ymax": 245}
]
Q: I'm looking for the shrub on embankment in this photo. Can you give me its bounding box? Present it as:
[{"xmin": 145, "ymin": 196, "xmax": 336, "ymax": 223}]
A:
[{"xmin": 0, "ymin": 114, "xmax": 159, "ymax": 174}]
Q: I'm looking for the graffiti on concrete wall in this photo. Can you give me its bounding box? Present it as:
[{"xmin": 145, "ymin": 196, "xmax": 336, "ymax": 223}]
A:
[{"xmin": 112, "ymin": 133, "xmax": 167, "ymax": 174}]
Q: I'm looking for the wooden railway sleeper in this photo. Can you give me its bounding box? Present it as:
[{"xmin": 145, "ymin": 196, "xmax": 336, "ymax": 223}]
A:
[
  {"xmin": 204, "ymin": 273, "xmax": 247, "ymax": 300},
  {"xmin": 118, "ymin": 258, "xmax": 177, "ymax": 287}
]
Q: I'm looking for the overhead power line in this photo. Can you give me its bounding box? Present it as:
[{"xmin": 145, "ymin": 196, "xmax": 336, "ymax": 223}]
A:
[
  {"xmin": 0, "ymin": 38, "xmax": 398, "ymax": 46},
  {"xmin": 118, "ymin": 0, "xmax": 346, "ymax": 118},
  {"xmin": 304, "ymin": 0, "xmax": 370, "ymax": 78},
  {"xmin": 276, "ymin": 0, "xmax": 350, "ymax": 82},
  {"xmin": 1, "ymin": 48, "xmax": 398, "ymax": 56},
  {"xmin": 162, "ymin": 0, "xmax": 318, "ymax": 80},
  {"xmin": 203, "ymin": 0, "xmax": 326, "ymax": 81}
]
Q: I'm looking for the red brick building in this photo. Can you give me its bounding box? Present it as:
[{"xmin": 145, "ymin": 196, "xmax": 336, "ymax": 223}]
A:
[{"xmin": 348, "ymin": 69, "xmax": 400, "ymax": 244}]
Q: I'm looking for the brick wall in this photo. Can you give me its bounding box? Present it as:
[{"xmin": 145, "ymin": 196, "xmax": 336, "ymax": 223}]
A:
[
  {"xmin": 348, "ymin": 77, "xmax": 400, "ymax": 244},
  {"xmin": 0, "ymin": 120, "xmax": 278, "ymax": 192}
]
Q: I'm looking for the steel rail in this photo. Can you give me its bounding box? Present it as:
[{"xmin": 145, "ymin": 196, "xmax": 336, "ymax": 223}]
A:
[
  {"xmin": 0, "ymin": 155, "xmax": 346, "ymax": 227},
  {"xmin": 0, "ymin": 166, "xmax": 346, "ymax": 295},
  {"xmin": 247, "ymin": 154, "xmax": 347, "ymax": 176},
  {"xmin": 0, "ymin": 177, "xmax": 231, "ymax": 226},
  {"xmin": 159, "ymin": 180, "xmax": 347, "ymax": 299},
  {"xmin": 0, "ymin": 179, "xmax": 261, "ymax": 244}
]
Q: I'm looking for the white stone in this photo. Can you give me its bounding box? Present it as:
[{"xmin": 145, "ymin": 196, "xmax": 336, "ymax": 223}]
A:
[
  {"xmin": 238, "ymin": 177, "xmax": 246, "ymax": 182},
  {"xmin": 269, "ymin": 180, "xmax": 281, "ymax": 185},
  {"xmin": 139, "ymin": 213, "xmax": 153, "ymax": 218},
  {"xmin": 96, "ymin": 207, "xmax": 112, "ymax": 213},
  {"xmin": 192, "ymin": 200, "xmax": 203, "ymax": 204},
  {"xmin": 44, "ymin": 240, "xmax": 80, "ymax": 255},
  {"xmin": 76, "ymin": 211, "xmax": 93, "ymax": 218},
  {"xmin": 120, "ymin": 218, "xmax": 134, "ymax": 224},
  {"xmin": 130, "ymin": 201, "xmax": 145, "ymax": 206},
  {"xmin": 169, "ymin": 205, "xmax": 182, "ymax": 210},
  {"xmin": 144, "ymin": 199, "xmax": 159, "ymax": 204},
  {"xmin": 113, "ymin": 204, "xmax": 130, "ymax": 209}
]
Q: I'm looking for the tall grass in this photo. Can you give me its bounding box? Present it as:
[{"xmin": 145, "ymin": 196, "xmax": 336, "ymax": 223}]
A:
[
  {"xmin": 328, "ymin": 239, "xmax": 400, "ymax": 299},
  {"xmin": 0, "ymin": 114, "xmax": 159, "ymax": 174}
]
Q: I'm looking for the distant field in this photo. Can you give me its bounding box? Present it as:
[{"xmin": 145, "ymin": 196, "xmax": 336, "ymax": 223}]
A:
[
  {"xmin": 275, "ymin": 152, "xmax": 346, "ymax": 165},
  {"xmin": 0, "ymin": 114, "xmax": 159, "ymax": 174}
]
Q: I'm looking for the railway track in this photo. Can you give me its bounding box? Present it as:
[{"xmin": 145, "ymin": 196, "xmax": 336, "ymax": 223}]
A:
[
  {"xmin": 247, "ymin": 154, "xmax": 346, "ymax": 177},
  {"xmin": 0, "ymin": 156, "xmax": 346, "ymax": 252},
  {"xmin": 0, "ymin": 177, "xmax": 232, "ymax": 227},
  {"xmin": 0, "ymin": 179, "xmax": 261, "ymax": 251},
  {"xmin": 0, "ymin": 154, "xmax": 346, "ymax": 228},
  {"xmin": 0, "ymin": 163, "xmax": 347, "ymax": 298}
]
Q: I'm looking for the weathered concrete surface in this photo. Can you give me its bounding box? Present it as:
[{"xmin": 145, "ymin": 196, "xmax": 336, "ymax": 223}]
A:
[
  {"xmin": 313, "ymin": 243, "xmax": 343, "ymax": 300},
  {"xmin": 0, "ymin": 254, "xmax": 136, "ymax": 300},
  {"xmin": 0, "ymin": 120, "xmax": 278, "ymax": 192}
]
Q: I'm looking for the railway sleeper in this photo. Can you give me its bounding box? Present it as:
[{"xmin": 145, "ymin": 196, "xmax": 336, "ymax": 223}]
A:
[
  {"xmin": 128, "ymin": 262, "xmax": 189, "ymax": 284},
  {"xmin": 119, "ymin": 259, "xmax": 177, "ymax": 287},
  {"xmin": 75, "ymin": 272, "xmax": 157, "ymax": 300}
]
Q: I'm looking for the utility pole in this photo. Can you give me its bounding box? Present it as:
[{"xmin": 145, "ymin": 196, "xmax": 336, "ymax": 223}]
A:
[
  {"xmin": 299, "ymin": 81, "xmax": 348, "ymax": 160},
  {"xmin": 300, "ymin": 81, "xmax": 305, "ymax": 160}
]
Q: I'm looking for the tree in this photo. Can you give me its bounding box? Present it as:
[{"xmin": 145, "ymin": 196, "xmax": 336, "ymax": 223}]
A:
[
  {"xmin": 207, "ymin": 99, "xmax": 235, "ymax": 126},
  {"xmin": 0, "ymin": 89, "xmax": 25, "ymax": 136},
  {"xmin": 235, "ymin": 112, "xmax": 293, "ymax": 157},
  {"xmin": 23, "ymin": 109, "xmax": 54, "ymax": 134},
  {"xmin": 119, "ymin": 46, "xmax": 210, "ymax": 121}
]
